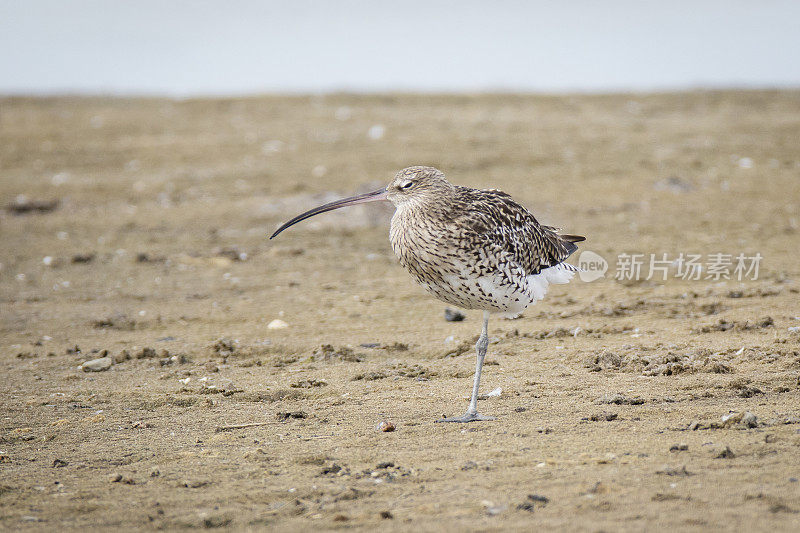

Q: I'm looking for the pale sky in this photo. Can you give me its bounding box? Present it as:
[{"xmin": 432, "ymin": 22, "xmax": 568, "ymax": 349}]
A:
[{"xmin": 1, "ymin": 0, "xmax": 798, "ymax": 95}]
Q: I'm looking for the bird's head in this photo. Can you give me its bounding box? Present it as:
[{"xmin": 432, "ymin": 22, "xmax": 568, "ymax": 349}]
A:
[
  {"xmin": 386, "ymin": 166, "xmax": 454, "ymax": 207},
  {"xmin": 270, "ymin": 166, "xmax": 453, "ymax": 239}
]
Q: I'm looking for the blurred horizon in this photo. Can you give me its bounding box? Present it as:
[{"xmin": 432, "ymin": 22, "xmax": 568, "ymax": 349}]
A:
[{"xmin": 2, "ymin": 0, "xmax": 799, "ymax": 97}]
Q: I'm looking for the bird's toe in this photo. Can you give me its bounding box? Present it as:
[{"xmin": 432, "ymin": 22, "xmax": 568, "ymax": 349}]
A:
[{"xmin": 435, "ymin": 412, "xmax": 496, "ymax": 423}]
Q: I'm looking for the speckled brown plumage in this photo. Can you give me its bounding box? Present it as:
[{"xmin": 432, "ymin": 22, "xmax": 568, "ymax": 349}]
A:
[{"xmin": 388, "ymin": 166, "xmax": 584, "ymax": 317}]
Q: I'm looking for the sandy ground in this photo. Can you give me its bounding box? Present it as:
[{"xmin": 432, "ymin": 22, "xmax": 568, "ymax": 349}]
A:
[{"xmin": 1, "ymin": 91, "xmax": 800, "ymax": 531}]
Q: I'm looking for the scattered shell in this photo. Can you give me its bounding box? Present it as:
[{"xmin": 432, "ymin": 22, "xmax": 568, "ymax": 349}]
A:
[
  {"xmin": 267, "ymin": 319, "xmax": 289, "ymax": 330},
  {"xmin": 367, "ymin": 125, "xmax": 385, "ymax": 140},
  {"xmin": 481, "ymin": 500, "xmax": 506, "ymax": 516},
  {"xmin": 377, "ymin": 420, "xmax": 395, "ymax": 432}
]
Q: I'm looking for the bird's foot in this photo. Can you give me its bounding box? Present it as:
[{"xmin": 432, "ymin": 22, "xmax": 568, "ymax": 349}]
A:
[{"xmin": 435, "ymin": 411, "xmax": 496, "ymax": 423}]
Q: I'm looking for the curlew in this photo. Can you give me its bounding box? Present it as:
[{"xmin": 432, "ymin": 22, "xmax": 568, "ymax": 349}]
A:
[{"xmin": 271, "ymin": 166, "xmax": 584, "ymax": 422}]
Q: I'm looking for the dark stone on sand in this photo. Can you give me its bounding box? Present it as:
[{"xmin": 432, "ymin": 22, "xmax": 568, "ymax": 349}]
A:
[
  {"xmin": 444, "ymin": 308, "xmax": 466, "ymax": 322},
  {"xmin": 71, "ymin": 253, "xmax": 95, "ymax": 263},
  {"xmin": 321, "ymin": 463, "xmax": 342, "ymax": 475},
  {"xmin": 715, "ymin": 446, "xmax": 736, "ymax": 459},
  {"xmin": 276, "ymin": 411, "xmax": 307, "ymax": 420},
  {"xmin": 203, "ymin": 515, "xmax": 232, "ymax": 528},
  {"xmin": 135, "ymin": 252, "xmax": 166, "ymax": 263},
  {"xmin": 6, "ymin": 198, "xmax": 59, "ymax": 215},
  {"xmin": 517, "ymin": 494, "xmax": 549, "ymax": 511},
  {"xmin": 587, "ymin": 412, "xmax": 618, "ymax": 422}
]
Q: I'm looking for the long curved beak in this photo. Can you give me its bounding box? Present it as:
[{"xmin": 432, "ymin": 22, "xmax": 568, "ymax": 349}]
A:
[{"xmin": 269, "ymin": 187, "xmax": 388, "ymax": 239}]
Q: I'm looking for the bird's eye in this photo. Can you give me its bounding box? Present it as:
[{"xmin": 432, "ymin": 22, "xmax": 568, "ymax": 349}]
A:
[{"xmin": 400, "ymin": 181, "xmax": 414, "ymax": 190}]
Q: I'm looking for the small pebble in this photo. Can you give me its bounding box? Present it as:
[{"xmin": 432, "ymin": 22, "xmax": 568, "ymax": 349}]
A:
[
  {"xmin": 715, "ymin": 446, "xmax": 736, "ymax": 459},
  {"xmin": 377, "ymin": 420, "xmax": 395, "ymax": 432},
  {"xmin": 485, "ymin": 387, "xmax": 502, "ymax": 398},
  {"xmin": 444, "ymin": 308, "xmax": 466, "ymax": 322},
  {"xmin": 320, "ymin": 464, "xmax": 342, "ymax": 475},
  {"xmin": 267, "ymin": 319, "xmax": 289, "ymax": 330},
  {"xmin": 81, "ymin": 357, "xmax": 112, "ymax": 372},
  {"xmin": 367, "ymin": 124, "xmax": 385, "ymax": 140},
  {"xmin": 112, "ymin": 350, "xmax": 131, "ymax": 364},
  {"xmin": 741, "ymin": 411, "xmax": 758, "ymax": 428},
  {"xmin": 481, "ymin": 500, "xmax": 505, "ymax": 516},
  {"xmin": 518, "ymin": 494, "xmax": 549, "ymax": 511},
  {"xmin": 276, "ymin": 411, "xmax": 307, "ymax": 420},
  {"xmin": 137, "ymin": 347, "xmax": 157, "ymax": 359}
]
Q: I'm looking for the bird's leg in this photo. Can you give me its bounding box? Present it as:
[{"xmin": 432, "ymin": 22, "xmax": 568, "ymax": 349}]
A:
[{"xmin": 436, "ymin": 311, "xmax": 496, "ymax": 423}]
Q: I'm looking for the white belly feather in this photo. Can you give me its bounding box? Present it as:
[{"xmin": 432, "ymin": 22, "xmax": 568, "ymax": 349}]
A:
[{"xmin": 435, "ymin": 261, "xmax": 577, "ymax": 318}]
